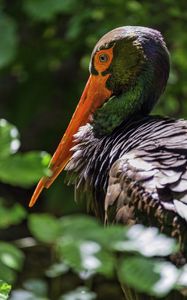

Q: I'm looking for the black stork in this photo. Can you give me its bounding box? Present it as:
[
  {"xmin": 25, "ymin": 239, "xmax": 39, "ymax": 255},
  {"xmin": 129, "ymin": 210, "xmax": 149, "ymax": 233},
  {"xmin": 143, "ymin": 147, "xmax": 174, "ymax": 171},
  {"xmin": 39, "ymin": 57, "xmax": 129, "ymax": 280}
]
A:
[{"xmin": 29, "ymin": 26, "xmax": 187, "ymax": 260}]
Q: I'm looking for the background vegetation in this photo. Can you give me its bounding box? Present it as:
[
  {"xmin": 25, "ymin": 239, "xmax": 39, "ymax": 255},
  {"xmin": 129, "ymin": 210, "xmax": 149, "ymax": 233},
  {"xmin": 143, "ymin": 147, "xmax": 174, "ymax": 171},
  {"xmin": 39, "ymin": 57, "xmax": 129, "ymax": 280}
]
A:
[{"xmin": 0, "ymin": 0, "xmax": 187, "ymax": 299}]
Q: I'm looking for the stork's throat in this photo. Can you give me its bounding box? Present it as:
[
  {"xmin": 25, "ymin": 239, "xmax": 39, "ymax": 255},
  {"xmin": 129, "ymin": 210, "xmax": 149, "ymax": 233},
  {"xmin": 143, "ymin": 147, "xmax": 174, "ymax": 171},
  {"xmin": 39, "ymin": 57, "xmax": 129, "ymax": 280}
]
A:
[{"xmin": 92, "ymin": 80, "xmax": 144, "ymax": 137}]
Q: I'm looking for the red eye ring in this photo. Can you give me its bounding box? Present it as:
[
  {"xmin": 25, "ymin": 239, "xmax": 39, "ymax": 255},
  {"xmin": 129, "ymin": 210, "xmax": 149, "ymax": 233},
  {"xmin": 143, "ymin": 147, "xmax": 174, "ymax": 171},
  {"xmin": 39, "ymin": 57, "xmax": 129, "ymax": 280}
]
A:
[
  {"xmin": 98, "ymin": 53, "xmax": 109, "ymax": 63},
  {"xmin": 94, "ymin": 47, "xmax": 113, "ymax": 73}
]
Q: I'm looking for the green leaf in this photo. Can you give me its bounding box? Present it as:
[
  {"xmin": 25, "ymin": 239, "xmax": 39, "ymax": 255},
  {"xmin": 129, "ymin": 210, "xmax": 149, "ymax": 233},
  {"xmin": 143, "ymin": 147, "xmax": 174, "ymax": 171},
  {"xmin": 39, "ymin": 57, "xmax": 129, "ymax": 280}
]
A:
[
  {"xmin": 93, "ymin": 245, "xmax": 115, "ymax": 277},
  {"xmin": 152, "ymin": 262, "xmax": 179, "ymax": 296},
  {"xmin": 0, "ymin": 119, "xmax": 50, "ymax": 187},
  {"xmin": 0, "ymin": 151, "xmax": 51, "ymax": 187},
  {"xmin": 59, "ymin": 215, "xmax": 101, "ymax": 240},
  {"xmin": 0, "ymin": 119, "xmax": 20, "ymax": 158},
  {"xmin": 0, "ymin": 242, "xmax": 24, "ymax": 272},
  {"xmin": 0, "ymin": 280, "xmax": 11, "ymax": 300},
  {"xmin": 0, "ymin": 14, "xmax": 18, "ymax": 68},
  {"xmin": 57, "ymin": 238, "xmax": 82, "ymax": 271},
  {"xmin": 59, "ymin": 215, "xmax": 100, "ymax": 231},
  {"xmin": 28, "ymin": 214, "xmax": 61, "ymax": 243},
  {"xmin": 0, "ymin": 261, "xmax": 15, "ymax": 284},
  {"xmin": 60, "ymin": 217, "xmax": 176, "ymax": 257},
  {"xmin": 112, "ymin": 225, "xmax": 177, "ymax": 256},
  {"xmin": 119, "ymin": 257, "xmax": 160, "ymax": 295},
  {"xmin": 96, "ymin": 225, "xmax": 127, "ymax": 249},
  {"xmin": 9, "ymin": 289, "xmax": 49, "ymax": 300},
  {"xmin": 45, "ymin": 262, "xmax": 69, "ymax": 278},
  {"xmin": 175, "ymin": 264, "xmax": 187, "ymax": 290},
  {"xmin": 0, "ymin": 200, "xmax": 26, "ymax": 229},
  {"xmin": 119, "ymin": 257, "xmax": 180, "ymax": 297},
  {"xmin": 23, "ymin": 279, "xmax": 48, "ymax": 297},
  {"xmin": 23, "ymin": 0, "xmax": 77, "ymax": 21},
  {"xmin": 59, "ymin": 286, "xmax": 96, "ymax": 300},
  {"xmin": 57, "ymin": 238, "xmax": 114, "ymax": 277}
]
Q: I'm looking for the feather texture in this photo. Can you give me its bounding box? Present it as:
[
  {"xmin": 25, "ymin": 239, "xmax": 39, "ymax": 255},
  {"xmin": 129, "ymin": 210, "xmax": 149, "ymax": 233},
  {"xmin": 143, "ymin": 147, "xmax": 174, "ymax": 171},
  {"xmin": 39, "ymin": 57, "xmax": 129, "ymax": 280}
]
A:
[{"xmin": 66, "ymin": 115, "xmax": 187, "ymax": 256}]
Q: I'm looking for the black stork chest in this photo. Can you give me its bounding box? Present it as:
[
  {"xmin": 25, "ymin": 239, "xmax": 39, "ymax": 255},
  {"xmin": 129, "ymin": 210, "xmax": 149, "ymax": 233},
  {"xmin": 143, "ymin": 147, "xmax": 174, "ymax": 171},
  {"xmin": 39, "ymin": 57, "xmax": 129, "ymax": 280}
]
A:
[{"xmin": 66, "ymin": 115, "xmax": 187, "ymax": 220}]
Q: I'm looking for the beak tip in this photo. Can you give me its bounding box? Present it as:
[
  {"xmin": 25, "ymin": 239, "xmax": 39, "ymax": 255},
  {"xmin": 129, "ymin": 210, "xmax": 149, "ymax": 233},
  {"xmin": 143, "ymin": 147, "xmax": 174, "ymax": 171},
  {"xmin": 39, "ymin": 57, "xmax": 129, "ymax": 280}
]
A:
[
  {"xmin": 28, "ymin": 199, "xmax": 35, "ymax": 208},
  {"xmin": 29, "ymin": 178, "xmax": 46, "ymax": 207}
]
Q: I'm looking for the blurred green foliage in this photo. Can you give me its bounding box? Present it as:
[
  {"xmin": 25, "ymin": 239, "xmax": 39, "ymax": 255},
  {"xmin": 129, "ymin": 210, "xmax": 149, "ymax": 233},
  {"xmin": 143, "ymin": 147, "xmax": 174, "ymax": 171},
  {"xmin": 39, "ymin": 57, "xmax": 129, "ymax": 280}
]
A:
[
  {"xmin": 0, "ymin": 280, "xmax": 11, "ymax": 300},
  {"xmin": 0, "ymin": 241, "xmax": 24, "ymax": 283},
  {"xmin": 0, "ymin": 200, "xmax": 26, "ymax": 229},
  {"xmin": 0, "ymin": 0, "xmax": 187, "ymax": 299},
  {"xmin": 29, "ymin": 214, "xmax": 182, "ymax": 298},
  {"xmin": 0, "ymin": 119, "xmax": 50, "ymax": 187},
  {"xmin": 0, "ymin": 119, "xmax": 51, "ymax": 295}
]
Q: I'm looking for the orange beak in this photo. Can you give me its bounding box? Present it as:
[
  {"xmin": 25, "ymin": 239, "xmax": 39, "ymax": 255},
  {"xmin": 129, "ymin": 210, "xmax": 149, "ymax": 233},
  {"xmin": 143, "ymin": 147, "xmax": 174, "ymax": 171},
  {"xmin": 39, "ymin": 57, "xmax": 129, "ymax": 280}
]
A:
[{"xmin": 29, "ymin": 73, "xmax": 112, "ymax": 207}]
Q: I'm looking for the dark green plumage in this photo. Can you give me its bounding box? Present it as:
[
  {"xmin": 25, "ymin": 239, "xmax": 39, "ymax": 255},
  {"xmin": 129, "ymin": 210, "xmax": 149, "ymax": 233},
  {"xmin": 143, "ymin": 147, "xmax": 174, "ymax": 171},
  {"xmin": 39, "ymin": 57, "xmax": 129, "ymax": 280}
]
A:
[{"xmin": 91, "ymin": 26, "xmax": 170, "ymax": 136}]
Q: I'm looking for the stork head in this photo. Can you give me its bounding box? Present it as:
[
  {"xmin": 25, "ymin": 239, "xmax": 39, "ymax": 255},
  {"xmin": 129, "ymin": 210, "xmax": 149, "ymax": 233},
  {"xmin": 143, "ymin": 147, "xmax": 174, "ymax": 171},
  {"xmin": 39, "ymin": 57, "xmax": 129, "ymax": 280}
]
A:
[
  {"xmin": 29, "ymin": 26, "xmax": 170, "ymax": 207},
  {"xmin": 90, "ymin": 26, "xmax": 170, "ymax": 135}
]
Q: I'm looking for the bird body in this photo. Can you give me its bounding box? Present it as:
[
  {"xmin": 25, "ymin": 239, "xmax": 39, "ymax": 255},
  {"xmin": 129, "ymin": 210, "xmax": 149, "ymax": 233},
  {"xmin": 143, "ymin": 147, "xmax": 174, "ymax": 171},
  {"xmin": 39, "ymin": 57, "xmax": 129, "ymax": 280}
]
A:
[
  {"xmin": 65, "ymin": 116, "xmax": 187, "ymax": 254},
  {"xmin": 30, "ymin": 26, "xmax": 187, "ymax": 259}
]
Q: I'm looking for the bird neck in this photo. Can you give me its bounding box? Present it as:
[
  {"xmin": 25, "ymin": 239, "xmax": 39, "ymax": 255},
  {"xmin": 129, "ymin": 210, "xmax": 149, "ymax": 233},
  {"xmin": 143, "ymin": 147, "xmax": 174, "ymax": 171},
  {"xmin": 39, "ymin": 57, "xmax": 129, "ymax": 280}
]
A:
[{"xmin": 92, "ymin": 77, "xmax": 150, "ymax": 137}]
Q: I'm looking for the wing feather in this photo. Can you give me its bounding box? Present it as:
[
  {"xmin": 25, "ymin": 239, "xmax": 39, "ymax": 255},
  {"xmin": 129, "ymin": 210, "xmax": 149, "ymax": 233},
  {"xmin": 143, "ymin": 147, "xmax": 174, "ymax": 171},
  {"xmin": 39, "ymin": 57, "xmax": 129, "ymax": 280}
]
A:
[{"xmin": 105, "ymin": 149, "xmax": 187, "ymax": 240}]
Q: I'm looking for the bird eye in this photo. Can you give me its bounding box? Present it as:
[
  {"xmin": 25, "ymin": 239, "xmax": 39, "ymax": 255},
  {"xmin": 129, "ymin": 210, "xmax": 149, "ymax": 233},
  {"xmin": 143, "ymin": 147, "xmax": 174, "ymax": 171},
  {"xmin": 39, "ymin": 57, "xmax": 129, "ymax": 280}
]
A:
[{"xmin": 99, "ymin": 53, "xmax": 109, "ymax": 63}]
